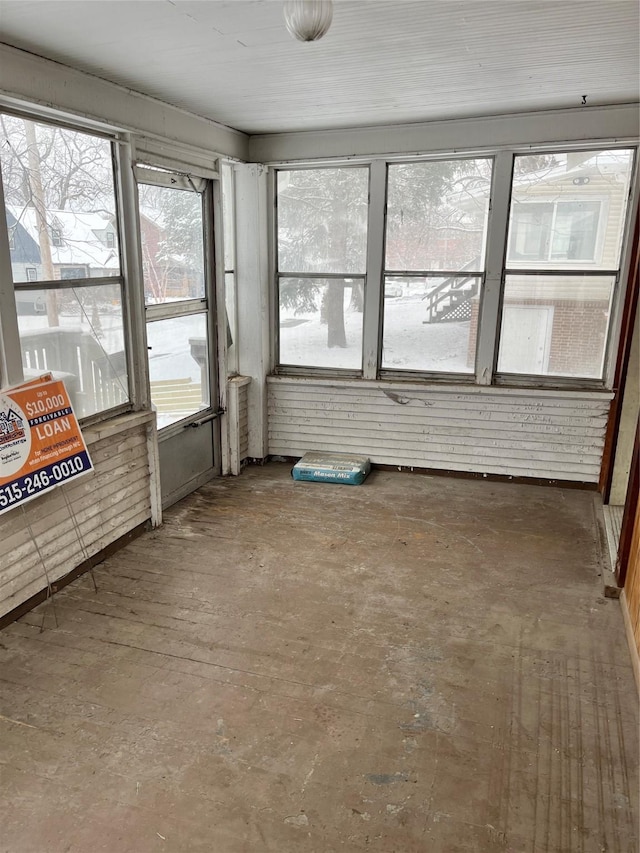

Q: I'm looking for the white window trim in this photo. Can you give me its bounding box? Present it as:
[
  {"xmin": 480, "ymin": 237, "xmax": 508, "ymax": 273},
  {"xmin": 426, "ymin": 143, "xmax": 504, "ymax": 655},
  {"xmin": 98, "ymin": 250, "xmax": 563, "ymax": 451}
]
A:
[
  {"xmin": 0, "ymin": 114, "xmax": 142, "ymax": 421},
  {"xmin": 271, "ymin": 144, "xmax": 639, "ymax": 390}
]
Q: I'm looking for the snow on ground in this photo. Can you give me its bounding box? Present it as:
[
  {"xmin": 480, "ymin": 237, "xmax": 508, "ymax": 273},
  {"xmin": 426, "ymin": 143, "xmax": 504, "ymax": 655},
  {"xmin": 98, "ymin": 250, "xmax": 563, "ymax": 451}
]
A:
[{"xmin": 280, "ymin": 292, "xmax": 473, "ymax": 373}]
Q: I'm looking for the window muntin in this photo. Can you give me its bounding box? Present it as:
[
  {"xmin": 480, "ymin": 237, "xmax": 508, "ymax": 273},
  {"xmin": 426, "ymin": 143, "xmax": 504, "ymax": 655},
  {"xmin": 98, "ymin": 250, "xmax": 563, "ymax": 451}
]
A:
[
  {"xmin": 276, "ymin": 167, "xmax": 369, "ymax": 371},
  {"xmin": 382, "ymin": 158, "xmax": 492, "ymax": 375},
  {"xmin": 0, "ymin": 114, "xmax": 129, "ymax": 418},
  {"xmin": 499, "ymin": 148, "xmax": 635, "ymax": 381}
]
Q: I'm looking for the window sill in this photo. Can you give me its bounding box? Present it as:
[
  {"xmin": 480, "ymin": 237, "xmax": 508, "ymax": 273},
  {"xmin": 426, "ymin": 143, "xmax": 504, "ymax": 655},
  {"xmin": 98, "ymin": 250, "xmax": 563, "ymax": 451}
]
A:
[
  {"xmin": 81, "ymin": 409, "xmax": 155, "ymax": 446},
  {"xmin": 267, "ymin": 373, "xmax": 613, "ymax": 400}
]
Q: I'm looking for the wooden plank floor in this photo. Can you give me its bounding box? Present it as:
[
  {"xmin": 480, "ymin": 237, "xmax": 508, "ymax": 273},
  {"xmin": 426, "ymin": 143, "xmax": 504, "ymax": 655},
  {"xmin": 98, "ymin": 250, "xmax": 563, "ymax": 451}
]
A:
[{"xmin": 0, "ymin": 463, "xmax": 638, "ymax": 852}]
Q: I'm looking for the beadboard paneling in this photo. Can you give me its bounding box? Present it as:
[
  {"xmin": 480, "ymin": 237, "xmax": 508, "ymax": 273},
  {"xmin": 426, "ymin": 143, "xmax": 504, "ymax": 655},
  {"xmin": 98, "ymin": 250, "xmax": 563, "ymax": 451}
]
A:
[
  {"xmin": 238, "ymin": 382, "xmax": 250, "ymax": 462},
  {"xmin": 0, "ymin": 4, "xmax": 637, "ymax": 135},
  {"xmin": 0, "ymin": 412, "xmax": 154, "ymax": 618},
  {"xmin": 268, "ymin": 377, "xmax": 612, "ymax": 482},
  {"xmin": 227, "ymin": 375, "xmax": 251, "ymax": 475}
]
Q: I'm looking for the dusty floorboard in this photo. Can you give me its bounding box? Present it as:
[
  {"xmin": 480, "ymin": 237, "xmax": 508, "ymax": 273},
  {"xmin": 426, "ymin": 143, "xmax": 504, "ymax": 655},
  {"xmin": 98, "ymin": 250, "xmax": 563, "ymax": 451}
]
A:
[{"xmin": 0, "ymin": 464, "xmax": 638, "ymax": 852}]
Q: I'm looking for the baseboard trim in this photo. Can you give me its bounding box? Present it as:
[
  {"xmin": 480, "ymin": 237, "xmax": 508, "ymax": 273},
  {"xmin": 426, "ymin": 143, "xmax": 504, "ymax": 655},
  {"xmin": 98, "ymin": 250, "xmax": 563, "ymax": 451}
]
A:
[{"xmin": 260, "ymin": 456, "xmax": 598, "ymax": 490}]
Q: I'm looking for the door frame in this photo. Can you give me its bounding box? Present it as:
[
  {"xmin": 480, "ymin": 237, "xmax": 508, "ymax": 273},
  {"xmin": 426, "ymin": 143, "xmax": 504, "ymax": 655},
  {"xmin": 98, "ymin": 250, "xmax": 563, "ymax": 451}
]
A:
[{"xmin": 135, "ymin": 165, "xmax": 222, "ymax": 507}]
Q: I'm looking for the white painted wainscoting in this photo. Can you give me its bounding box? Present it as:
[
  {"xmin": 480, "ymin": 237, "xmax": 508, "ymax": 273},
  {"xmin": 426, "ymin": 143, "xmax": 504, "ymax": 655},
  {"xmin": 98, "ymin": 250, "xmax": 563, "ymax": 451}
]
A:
[
  {"xmin": 267, "ymin": 377, "xmax": 612, "ymax": 483},
  {"xmin": 225, "ymin": 375, "xmax": 251, "ymax": 475},
  {"xmin": 0, "ymin": 411, "xmax": 155, "ymax": 619}
]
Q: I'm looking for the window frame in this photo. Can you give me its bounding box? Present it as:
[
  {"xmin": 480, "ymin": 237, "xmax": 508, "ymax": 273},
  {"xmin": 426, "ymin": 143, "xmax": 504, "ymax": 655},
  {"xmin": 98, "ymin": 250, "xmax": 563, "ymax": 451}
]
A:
[
  {"xmin": 273, "ymin": 163, "xmax": 371, "ymax": 377},
  {"xmin": 270, "ymin": 143, "xmax": 638, "ymax": 391},
  {"xmin": 496, "ymin": 147, "xmax": 637, "ymax": 386},
  {"xmin": 0, "ymin": 109, "xmax": 139, "ymax": 424},
  {"xmin": 380, "ymin": 155, "xmax": 494, "ymax": 381}
]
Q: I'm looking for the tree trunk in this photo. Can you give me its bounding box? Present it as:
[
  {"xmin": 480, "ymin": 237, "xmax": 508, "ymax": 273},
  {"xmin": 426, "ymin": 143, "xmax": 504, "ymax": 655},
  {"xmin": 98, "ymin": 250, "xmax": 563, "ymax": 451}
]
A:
[
  {"xmin": 349, "ymin": 281, "xmax": 364, "ymax": 312},
  {"xmin": 326, "ymin": 283, "xmax": 346, "ymax": 348},
  {"xmin": 24, "ymin": 120, "xmax": 59, "ymax": 326}
]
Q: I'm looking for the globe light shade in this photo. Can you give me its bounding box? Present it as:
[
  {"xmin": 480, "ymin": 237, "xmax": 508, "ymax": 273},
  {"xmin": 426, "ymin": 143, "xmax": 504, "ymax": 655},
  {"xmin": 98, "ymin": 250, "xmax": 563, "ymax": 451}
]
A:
[{"xmin": 284, "ymin": 0, "xmax": 333, "ymax": 42}]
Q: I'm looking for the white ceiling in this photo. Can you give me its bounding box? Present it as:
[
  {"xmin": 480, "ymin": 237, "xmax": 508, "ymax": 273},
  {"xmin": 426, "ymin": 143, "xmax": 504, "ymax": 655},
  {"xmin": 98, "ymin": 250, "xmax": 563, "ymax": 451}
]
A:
[{"xmin": 0, "ymin": 0, "xmax": 638, "ymax": 136}]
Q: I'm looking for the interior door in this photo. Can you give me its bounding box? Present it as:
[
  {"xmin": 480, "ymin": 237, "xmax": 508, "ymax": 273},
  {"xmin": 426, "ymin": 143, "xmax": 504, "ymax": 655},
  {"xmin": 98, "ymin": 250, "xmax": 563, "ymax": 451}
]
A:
[{"xmin": 136, "ymin": 167, "xmax": 221, "ymax": 508}]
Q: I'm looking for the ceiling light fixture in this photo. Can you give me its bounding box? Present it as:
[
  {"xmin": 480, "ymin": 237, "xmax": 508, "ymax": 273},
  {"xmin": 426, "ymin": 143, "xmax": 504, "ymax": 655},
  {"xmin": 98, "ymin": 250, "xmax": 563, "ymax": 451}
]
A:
[{"xmin": 283, "ymin": 0, "xmax": 333, "ymax": 42}]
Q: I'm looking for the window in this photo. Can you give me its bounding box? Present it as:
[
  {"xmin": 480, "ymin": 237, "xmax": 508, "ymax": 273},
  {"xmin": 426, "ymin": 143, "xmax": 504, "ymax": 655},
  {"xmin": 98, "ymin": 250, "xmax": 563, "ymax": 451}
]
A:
[
  {"xmin": 498, "ymin": 148, "xmax": 635, "ymax": 380},
  {"xmin": 382, "ymin": 158, "xmax": 492, "ymax": 374},
  {"xmin": 273, "ymin": 146, "xmax": 636, "ymax": 387},
  {"xmin": 60, "ymin": 266, "xmax": 88, "ymax": 280},
  {"xmin": 105, "ymin": 231, "xmax": 115, "ymax": 248},
  {"xmin": 508, "ymin": 200, "xmax": 601, "ymax": 263},
  {"xmin": 276, "ymin": 167, "xmax": 369, "ymax": 370},
  {"xmin": 0, "ymin": 114, "xmax": 129, "ymax": 419},
  {"xmin": 8, "ymin": 227, "xmax": 16, "ymax": 250}
]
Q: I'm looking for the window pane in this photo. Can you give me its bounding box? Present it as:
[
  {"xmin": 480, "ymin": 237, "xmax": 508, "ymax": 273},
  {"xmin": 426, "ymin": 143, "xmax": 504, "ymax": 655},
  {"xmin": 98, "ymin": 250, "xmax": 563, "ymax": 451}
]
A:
[
  {"xmin": 382, "ymin": 276, "xmax": 480, "ymax": 373},
  {"xmin": 279, "ymin": 278, "xmax": 363, "ymax": 369},
  {"xmin": 138, "ymin": 184, "xmax": 205, "ymax": 304},
  {"xmin": 277, "ymin": 168, "xmax": 368, "ymax": 274},
  {"xmin": 508, "ymin": 149, "xmax": 635, "ymax": 270},
  {"xmin": 550, "ymin": 201, "xmax": 600, "ymax": 260},
  {"xmin": 147, "ymin": 313, "xmax": 209, "ymax": 429},
  {"xmin": 0, "ymin": 116, "xmax": 120, "ymax": 283},
  {"xmin": 497, "ymin": 274, "xmax": 615, "ymax": 378},
  {"xmin": 508, "ymin": 203, "xmax": 553, "ymax": 261},
  {"xmin": 16, "ymin": 283, "xmax": 128, "ymax": 418},
  {"xmin": 386, "ymin": 159, "xmax": 492, "ymax": 272}
]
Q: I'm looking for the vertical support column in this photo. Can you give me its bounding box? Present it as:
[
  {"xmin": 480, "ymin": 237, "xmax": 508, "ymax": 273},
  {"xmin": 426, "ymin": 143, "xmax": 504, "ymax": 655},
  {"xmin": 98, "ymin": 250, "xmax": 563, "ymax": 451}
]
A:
[
  {"xmin": 362, "ymin": 160, "xmax": 387, "ymax": 380},
  {"xmin": 475, "ymin": 151, "xmax": 513, "ymax": 385},
  {"xmin": 212, "ymin": 175, "xmax": 232, "ymax": 476},
  {"xmin": 116, "ymin": 138, "xmax": 160, "ymax": 523},
  {"xmin": 236, "ymin": 163, "xmax": 270, "ymax": 460},
  {"xmin": 115, "ymin": 136, "xmax": 150, "ymax": 410},
  {"xmin": 0, "ymin": 163, "xmax": 23, "ymax": 388}
]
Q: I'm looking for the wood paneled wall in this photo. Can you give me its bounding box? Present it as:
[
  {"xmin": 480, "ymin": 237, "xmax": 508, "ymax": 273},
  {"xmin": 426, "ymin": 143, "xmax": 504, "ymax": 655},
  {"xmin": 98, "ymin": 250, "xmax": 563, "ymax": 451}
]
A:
[
  {"xmin": 268, "ymin": 377, "xmax": 612, "ymax": 483},
  {"xmin": 226, "ymin": 375, "xmax": 251, "ymax": 474},
  {"xmin": 626, "ymin": 503, "xmax": 640, "ymax": 646},
  {"xmin": 0, "ymin": 412, "xmax": 154, "ymax": 619}
]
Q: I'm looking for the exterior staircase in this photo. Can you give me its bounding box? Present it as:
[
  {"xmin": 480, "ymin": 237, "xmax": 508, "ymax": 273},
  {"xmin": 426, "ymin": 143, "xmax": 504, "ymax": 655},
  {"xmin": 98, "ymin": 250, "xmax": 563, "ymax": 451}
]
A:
[{"xmin": 422, "ymin": 258, "xmax": 481, "ymax": 324}]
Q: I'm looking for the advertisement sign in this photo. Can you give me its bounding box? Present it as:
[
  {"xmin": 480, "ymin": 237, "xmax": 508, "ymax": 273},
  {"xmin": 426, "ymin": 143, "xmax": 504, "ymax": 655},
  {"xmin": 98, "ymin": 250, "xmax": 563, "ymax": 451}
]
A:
[{"xmin": 0, "ymin": 375, "xmax": 93, "ymax": 515}]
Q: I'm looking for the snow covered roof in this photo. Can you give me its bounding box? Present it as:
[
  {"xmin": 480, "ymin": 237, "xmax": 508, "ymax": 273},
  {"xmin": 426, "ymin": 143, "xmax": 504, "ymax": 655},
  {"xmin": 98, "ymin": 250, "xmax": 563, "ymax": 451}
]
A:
[
  {"xmin": 7, "ymin": 206, "xmax": 119, "ymax": 271},
  {"xmin": 512, "ymin": 150, "xmax": 634, "ymax": 191}
]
